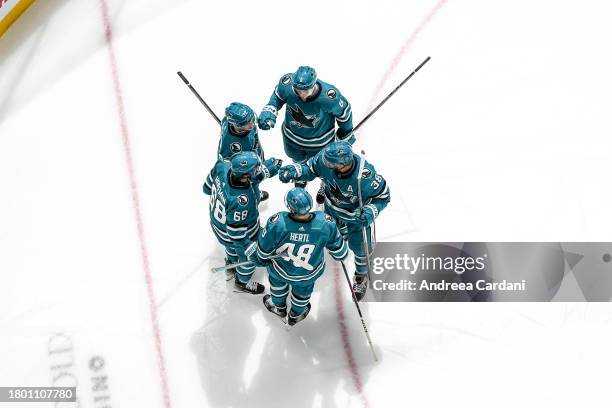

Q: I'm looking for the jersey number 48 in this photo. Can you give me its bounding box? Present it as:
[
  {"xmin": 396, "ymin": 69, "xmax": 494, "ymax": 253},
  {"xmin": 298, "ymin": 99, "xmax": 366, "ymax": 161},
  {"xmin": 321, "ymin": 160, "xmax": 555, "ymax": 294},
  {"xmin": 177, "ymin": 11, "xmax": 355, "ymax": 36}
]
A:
[{"xmin": 277, "ymin": 243, "xmax": 315, "ymax": 271}]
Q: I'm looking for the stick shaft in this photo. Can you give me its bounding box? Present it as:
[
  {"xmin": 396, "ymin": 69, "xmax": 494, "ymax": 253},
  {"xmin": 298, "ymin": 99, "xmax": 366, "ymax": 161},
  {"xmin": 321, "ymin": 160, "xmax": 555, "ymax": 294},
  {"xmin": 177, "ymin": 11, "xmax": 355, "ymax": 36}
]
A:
[
  {"xmin": 356, "ymin": 154, "xmax": 374, "ymax": 286},
  {"xmin": 340, "ymin": 261, "xmax": 378, "ymax": 362},
  {"xmin": 211, "ymin": 250, "xmax": 288, "ymax": 273},
  {"xmin": 211, "ymin": 260, "xmax": 253, "ymax": 273},
  {"xmin": 177, "ymin": 71, "xmax": 221, "ymax": 125},
  {"xmin": 354, "ymin": 56, "xmax": 431, "ymax": 133}
]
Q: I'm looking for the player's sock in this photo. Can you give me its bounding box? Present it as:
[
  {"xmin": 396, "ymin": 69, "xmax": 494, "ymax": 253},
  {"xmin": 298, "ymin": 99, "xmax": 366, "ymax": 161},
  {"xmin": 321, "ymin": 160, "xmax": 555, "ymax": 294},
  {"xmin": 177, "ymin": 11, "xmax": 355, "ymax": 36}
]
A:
[
  {"xmin": 353, "ymin": 273, "xmax": 368, "ymax": 301},
  {"xmin": 224, "ymin": 259, "xmax": 237, "ymax": 281},
  {"xmin": 288, "ymin": 303, "xmax": 311, "ymax": 326},
  {"xmin": 294, "ymin": 180, "xmax": 307, "ymax": 189},
  {"xmin": 263, "ymin": 294, "xmax": 287, "ymax": 318},
  {"xmin": 234, "ymin": 279, "xmax": 265, "ymax": 295},
  {"xmin": 260, "ymin": 190, "xmax": 269, "ymax": 202},
  {"xmin": 316, "ymin": 182, "xmax": 325, "ymax": 204}
]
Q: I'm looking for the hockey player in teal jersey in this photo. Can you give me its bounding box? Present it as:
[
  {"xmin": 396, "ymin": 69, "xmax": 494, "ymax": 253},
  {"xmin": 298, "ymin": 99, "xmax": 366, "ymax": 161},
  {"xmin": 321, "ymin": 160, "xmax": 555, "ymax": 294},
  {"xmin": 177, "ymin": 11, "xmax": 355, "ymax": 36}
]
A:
[
  {"xmin": 217, "ymin": 102, "xmax": 270, "ymax": 201},
  {"xmin": 203, "ymin": 151, "xmax": 282, "ymax": 294},
  {"xmin": 251, "ymin": 188, "xmax": 348, "ymax": 325},
  {"xmin": 278, "ymin": 141, "xmax": 390, "ymax": 301},
  {"xmin": 218, "ymin": 102, "xmax": 264, "ymax": 161},
  {"xmin": 258, "ymin": 66, "xmax": 354, "ymax": 202}
]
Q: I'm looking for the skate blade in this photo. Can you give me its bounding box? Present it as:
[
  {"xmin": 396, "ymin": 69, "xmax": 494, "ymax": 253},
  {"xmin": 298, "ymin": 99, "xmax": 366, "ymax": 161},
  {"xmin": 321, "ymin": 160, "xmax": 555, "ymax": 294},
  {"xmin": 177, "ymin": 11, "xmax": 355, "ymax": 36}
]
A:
[{"xmin": 232, "ymin": 288, "xmax": 264, "ymax": 295}]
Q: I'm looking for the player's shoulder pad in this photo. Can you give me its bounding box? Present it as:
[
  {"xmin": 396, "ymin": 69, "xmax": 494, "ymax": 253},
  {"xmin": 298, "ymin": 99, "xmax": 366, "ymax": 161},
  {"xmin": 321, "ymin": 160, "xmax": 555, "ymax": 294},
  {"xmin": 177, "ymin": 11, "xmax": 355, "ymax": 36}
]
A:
[
  {"xmin": 279, "ymin": 73, "xmax": 293, "ymax": 85},
  {"xmin": 361, "ymin": 158, "xmax": 386, "ymax": 191},
  {"xmin": 318, "ymin": 211, "xmax": 340, "ymax": 237},
  {"xmin": 247, "ymin": 127, "xmax": 258, "ymax": 141},
  {"xmin": 265, "ymin": 211, "xmax": 287, "ymax": 234},
  {"xmin": 267, "ymin": 211, "xmax": 285, "ymax": 226},
  {"xmin": 318, "ymin": 80, "xmax": 346, "ymax": 106},
  {"xmin": 311, "ymin": 149, "xmax": 326, "ymax": 167},
  {"xmin": 277, "ymin": 73, "xmax": 294, "ymax": 90},
  {"xmin": 360, "ymin": 159, "xmax": 377, "ymax": 179},
  {"xmin": 317, "ymin": 80, "xmax": 338, "ymax": 97},
  {"xmin": 213, "ymin": 158, "xmax": 229, "ymax": 175},
  {"xmin": 312, "ymin": 210, "xmax": 336, "ymax": 229}
]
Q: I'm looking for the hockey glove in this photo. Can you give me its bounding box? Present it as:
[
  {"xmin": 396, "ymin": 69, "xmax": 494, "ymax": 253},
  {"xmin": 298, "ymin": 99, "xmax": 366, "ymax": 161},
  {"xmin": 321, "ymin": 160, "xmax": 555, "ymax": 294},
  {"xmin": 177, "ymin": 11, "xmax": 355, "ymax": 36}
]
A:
[
  {"xmin": 357, "ymin": 206, "xmax": 376, "ymax": 226},
  {"xmin": 335, "ymin": 128, "xmax": 356, "ymax": 145},
  {"xmin": 278, "ymin": 164, "xmax": 301, "ymax": 183},
  {"xmin": 258, "ymin": 105, "xmax": 277, "ymax": 130},
  {"xmin": 262, "ymin": 157, "xmax": 283, "ymax": 178},
  {"xmin": 248, "ymin": 251, "xmax": 269, "ymax": 267},
  {"xmin": 235, "ymin": 240, "xmax": 255, "ymax": 259}
]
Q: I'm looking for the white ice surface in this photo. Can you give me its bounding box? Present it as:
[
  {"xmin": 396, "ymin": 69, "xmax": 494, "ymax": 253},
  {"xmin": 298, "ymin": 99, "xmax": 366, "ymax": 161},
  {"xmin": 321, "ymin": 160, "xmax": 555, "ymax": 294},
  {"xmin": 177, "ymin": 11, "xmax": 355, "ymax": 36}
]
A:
[{"xmin": 1, "ymin": 1, "xmax": 612, "ymax": 407}]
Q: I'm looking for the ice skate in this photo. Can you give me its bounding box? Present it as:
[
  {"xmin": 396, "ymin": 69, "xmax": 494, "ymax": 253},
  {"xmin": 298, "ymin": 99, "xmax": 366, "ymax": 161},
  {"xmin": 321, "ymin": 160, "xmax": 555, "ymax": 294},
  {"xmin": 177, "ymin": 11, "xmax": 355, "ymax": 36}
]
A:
[
  {"xmin": 288, "ymin": 303, "xmax": 311, "ymax": 326},
  {"xmin": 353, "ymin": 274, "xmax": 368, "ymax": 301},
  {"xmin": 234, "ymin": 279, "xmax": 265, "ymax": 295},
  {"xmin": 263, "ymin": 294, "xmax": 287, "ymax": 321}
]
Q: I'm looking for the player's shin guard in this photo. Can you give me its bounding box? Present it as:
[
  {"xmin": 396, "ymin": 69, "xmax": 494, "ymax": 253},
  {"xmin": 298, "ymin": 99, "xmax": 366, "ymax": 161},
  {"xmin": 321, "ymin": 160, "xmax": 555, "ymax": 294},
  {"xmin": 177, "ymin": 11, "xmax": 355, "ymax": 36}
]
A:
[
  {"xmin": 223, "ymin": 247, "xmax": 239, "ymax": 280},
  {"xmin": 269, "ymin": 280, "xmax": 289, "ymax": 307},
  {"xmin": 289, "ymin": 292, "xmax": 311, "ymax": 315},
  {"xmin": 354, "ymin": 254, "xmax": 369, "ymax": 275},
  {"xmin": 235, "ymin": 263, "xmax": 256, "ymax": 284},
  {"xmin": 353, "ymin": 252, "xmax": 370, "ymax": 302},
  {"xmin": 225, "ymin": 247, "xmax": 239, "ymax": 263}
]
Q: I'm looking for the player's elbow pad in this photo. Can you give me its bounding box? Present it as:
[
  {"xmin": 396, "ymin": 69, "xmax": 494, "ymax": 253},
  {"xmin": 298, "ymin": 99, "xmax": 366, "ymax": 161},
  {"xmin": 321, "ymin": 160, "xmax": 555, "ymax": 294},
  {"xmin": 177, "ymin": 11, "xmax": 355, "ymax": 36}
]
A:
[{"xmin": 329, "ymin": 241, "xmax": 349, "ymax": 261}]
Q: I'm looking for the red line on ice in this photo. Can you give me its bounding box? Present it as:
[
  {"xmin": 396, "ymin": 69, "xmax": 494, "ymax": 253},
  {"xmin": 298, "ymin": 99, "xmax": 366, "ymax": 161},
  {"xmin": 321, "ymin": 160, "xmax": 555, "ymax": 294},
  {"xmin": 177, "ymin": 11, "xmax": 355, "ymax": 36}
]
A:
[
  {"xmin": 98, "ymin": 2, "xmax": 173, "ymax": 408},
  {"xmin": 333, "ymin": 1, "xmax": 448, "ymax": 406},
  {"xmin": 366, "ymin": 0, "xmax": 448, "ymax": 112},
  {"xmin": 333, "ymin": 264, "xmax": 370, "ymax": 407}
]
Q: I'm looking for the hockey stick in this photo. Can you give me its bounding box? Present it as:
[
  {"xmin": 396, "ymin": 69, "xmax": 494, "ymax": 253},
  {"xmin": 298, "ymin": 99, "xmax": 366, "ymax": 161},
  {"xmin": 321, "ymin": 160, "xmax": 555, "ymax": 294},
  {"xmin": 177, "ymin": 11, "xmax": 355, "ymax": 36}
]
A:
[
  {"xmin": 353, "ymin": 56, "xmax": 431, "ymax": 133},
  {"xmin": 210, "ymin": 249, "xmax": 289, "ymax": 273},
  {"xmin": 356, "ymin": 154, "xmax": 374, "ymax": 289},
  {"xmin": 177, "ymin": 71, "xmax": 222, "ymax": 125},
  {"xmin": 340, "ymin": 260, "xmax": 378, "ymax": 362},
  {"xmin": 349, "ymin": 57, "xmax": 431, "ymax": 287}
]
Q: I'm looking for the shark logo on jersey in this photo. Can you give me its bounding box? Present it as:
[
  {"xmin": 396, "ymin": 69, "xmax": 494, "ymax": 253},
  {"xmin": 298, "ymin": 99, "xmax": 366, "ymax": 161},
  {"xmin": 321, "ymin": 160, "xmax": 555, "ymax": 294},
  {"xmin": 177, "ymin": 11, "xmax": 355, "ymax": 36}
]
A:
[
  {"xmin": 361, "ymin": 168, "xmax": 372, "ymax": 179},
  {"xmin": 238, "ymin": 194, "xmax": 249, "ymax": 206},
  {"xmin": 270, "ymin": 213, "xmax": 280, "ymax": 224},
  {"xmin": 329, "ymin": 182, "xmax": 357, "ymax": 204},
  {"xmin": 327, "ymin": 89, "xmax": 337, "ymax": 99},
  {"xmin": 289, "ymin": 105, "xmax": 319, "ymax": 128},
  {"xmin": 281, "ymin": 75, "xmax": 291, "ymax": 85},
  {"xmin": 230, "ymin": 142, "xmax": 242, "ymax": 153}
]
